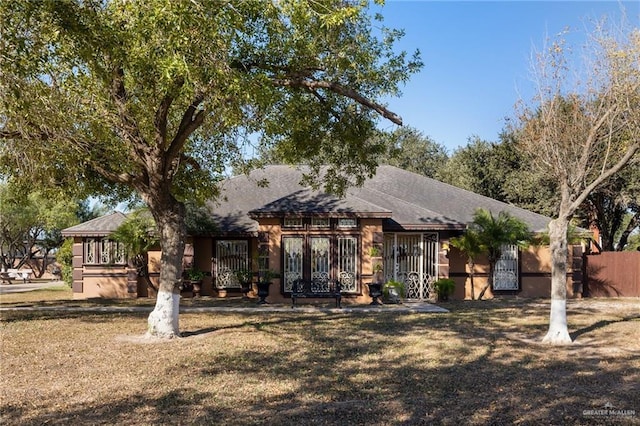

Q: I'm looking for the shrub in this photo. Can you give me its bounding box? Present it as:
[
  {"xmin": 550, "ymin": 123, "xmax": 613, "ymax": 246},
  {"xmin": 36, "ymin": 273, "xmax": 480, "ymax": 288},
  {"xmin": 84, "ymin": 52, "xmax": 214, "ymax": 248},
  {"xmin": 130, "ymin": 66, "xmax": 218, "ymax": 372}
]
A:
[{"xmin": 434, "ymin": 278, "xmax": 455, "ymax": 301}]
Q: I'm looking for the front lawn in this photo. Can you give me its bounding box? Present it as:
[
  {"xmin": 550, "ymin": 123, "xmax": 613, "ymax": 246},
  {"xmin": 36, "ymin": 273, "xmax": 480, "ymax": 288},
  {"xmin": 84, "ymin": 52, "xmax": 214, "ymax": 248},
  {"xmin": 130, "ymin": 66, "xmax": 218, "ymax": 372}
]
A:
[{"xmin": 1, "ymin": 298, "xmax": 638, "ymax": 425}]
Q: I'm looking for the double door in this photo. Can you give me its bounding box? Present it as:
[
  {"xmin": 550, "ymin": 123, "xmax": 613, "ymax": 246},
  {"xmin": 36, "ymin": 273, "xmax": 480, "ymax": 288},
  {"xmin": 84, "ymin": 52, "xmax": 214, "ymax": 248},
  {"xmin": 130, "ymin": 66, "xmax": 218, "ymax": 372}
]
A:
[
  {"xmin": 283, "ymin": 236, "xmax": 358, "ymax": 293},
  {"xmin": 383, "ymin": 233, "xmax": 439, "ymax": 300}
]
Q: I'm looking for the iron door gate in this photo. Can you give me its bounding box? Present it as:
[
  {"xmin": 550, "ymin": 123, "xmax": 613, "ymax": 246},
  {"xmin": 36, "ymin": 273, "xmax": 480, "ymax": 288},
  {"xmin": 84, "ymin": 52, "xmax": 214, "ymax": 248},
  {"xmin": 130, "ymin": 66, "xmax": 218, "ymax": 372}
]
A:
[{"xmin": 383, "ymin": 233, "xmax": 438, "ymax": 300}]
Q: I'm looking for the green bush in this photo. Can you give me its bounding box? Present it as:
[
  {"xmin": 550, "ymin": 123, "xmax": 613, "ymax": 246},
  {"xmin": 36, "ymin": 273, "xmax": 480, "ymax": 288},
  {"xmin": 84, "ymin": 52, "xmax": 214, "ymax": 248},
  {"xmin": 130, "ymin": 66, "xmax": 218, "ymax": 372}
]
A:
[
  {"xmin": 383, "ymin": 280, "xmax": 405, "ymax": 302},
  {"xmin": 434, "ymin": 278, "xmax": 455, "ymax": 301},
  {"xmin": 57, "ymin": 238, "xmax": 74, "ymax": 287}
]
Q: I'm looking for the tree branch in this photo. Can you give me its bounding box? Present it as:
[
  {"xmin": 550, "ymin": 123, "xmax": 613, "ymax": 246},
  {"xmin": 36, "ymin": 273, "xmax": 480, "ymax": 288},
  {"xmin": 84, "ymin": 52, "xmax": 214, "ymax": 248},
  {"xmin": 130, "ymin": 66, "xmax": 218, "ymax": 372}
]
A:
[
  {"xmin": 569, "ymin": 142, "xmax": 640, "ymax": 214},
  {"xmin": 155, "ymin": 76, "xmax": 185, "ymax": 148},
  {"xmin": 271, "ymin": 77, "xmax": 402, "ymax": 125}
]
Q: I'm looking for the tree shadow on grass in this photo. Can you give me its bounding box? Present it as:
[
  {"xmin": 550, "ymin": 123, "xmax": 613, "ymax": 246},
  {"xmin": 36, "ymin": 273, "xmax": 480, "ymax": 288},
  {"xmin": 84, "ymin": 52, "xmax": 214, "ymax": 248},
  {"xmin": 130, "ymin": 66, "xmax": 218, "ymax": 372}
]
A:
[
  {"xmin": 3, "ymin": 300, "xmax": 639, "ymax": 425},
  {"xmin": 570, "ymin": 315, "xmax": 640, "ymax": 341}
]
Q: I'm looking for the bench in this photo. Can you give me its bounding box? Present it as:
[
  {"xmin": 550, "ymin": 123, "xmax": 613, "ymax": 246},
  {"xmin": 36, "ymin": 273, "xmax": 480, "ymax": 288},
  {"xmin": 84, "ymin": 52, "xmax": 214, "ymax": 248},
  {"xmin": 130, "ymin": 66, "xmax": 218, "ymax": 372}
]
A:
[
  {"xmin": 291, "ymin": 279, "xmax": 342, "ymax": 308},
  {"xmin": 0, "ymin": 272, "xmax": 13, "ymax": 284}
]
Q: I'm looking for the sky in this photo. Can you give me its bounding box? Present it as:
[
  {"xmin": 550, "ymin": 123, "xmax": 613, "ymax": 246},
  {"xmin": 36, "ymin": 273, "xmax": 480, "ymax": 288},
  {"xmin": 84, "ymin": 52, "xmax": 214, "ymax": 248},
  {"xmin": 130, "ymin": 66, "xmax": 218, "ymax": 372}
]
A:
[{"xmin": 372, "ymin": 1, "xmax": 639, "ymax": 153}]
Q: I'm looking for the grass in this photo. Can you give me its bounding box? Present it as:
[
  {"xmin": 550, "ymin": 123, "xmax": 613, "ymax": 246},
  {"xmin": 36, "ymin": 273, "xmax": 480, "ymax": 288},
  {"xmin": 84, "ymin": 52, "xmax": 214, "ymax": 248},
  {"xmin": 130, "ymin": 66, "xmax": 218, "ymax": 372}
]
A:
[{"xmin": 1, "ymin": 292, "xmax": 639, "ymax": 425}]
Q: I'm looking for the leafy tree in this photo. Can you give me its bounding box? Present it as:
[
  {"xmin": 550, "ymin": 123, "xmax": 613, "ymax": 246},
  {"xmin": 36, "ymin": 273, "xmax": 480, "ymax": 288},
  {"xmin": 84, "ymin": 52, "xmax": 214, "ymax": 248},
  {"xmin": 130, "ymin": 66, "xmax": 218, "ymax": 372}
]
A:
[
  {"xmin": 438, "ymin": 133, "xmax": 559, "ymax": 217},
  {"xmin": 0, "ymin": 183, "xmax": 77, "ymax": 276},
  {"xmin": 437, "ymin": 137, "xmax": 504, "ymax": 200},
  {"xmin": 0, "ymin": 0, "xmax": 421, "ymax": 338},
  {"xmin": 464, "ymin": 209, "xmax": 531, "ymax": 300},
  {"xmin": 378, "ymin": 127, "xmax": 448, "ymax": 178},
  {"xmin": 56, "ymin": 237, "xmax": 74, "ymax": 286},
  {"xmin": 111, "ymin": 208, "xmax": 160, "ymax": 293},
  {"xmin": 516, "ymin": 21, "xmax": 639, "ymax": 344},
  {"xmin": 579, "ymin": 163, "xmax": 640, "ymax": 251}
]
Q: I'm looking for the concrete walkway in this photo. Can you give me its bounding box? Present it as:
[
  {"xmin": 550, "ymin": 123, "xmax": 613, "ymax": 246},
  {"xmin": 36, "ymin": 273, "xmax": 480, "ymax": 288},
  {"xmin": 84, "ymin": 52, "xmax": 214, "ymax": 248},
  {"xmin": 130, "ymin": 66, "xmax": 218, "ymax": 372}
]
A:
[
  {"xmin": 0, "ymin": 280, "xmax": 66, "ymax": 294},
  {"xmin": 0, "ymin": 302, "xmax": 448, "ymax": 314},
  {"xmin": 0, "ymin": 280, "xmax": 448, "ymax": 313}
]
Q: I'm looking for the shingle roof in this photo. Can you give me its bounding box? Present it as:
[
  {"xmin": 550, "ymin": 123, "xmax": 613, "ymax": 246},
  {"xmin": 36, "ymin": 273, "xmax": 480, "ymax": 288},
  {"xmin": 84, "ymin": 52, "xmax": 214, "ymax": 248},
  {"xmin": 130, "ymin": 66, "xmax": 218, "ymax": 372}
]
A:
[
  {"xmin": 209, "ymin": 165, "xmax": 552, "ymax": 234},
  {"xmin": 61, "ymin": 211, "xmax": 128, "ymax": 237}
]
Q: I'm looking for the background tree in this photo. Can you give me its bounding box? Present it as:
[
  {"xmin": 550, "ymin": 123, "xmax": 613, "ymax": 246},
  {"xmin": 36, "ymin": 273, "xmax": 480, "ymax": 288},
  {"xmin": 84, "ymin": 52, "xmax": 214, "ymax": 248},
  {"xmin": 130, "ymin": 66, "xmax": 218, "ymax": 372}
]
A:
[
  {"xmin": 0, "ymin": 0, "xmax": 421, "ymax": 338},
  {"xmin": 378, "ymin": 127, "xmax": 449, "ymax": 178},
  {"xmin": 579, "ymin": 163, "xmax": 640, "ymax": 251},
  {"xmin": 516, "ymin": 21, "xmax": 640, "ymax": 344},
  {"xmin": 0, "ymin": 183, "xmax": 78, "ymax": 276},
  {"xmin": 437, "ymin": 137, "xmax": 505, "ymax": 200},
  {"xmin": 437, "ymin": 133, "xmax": 559, "ymax": 217}
]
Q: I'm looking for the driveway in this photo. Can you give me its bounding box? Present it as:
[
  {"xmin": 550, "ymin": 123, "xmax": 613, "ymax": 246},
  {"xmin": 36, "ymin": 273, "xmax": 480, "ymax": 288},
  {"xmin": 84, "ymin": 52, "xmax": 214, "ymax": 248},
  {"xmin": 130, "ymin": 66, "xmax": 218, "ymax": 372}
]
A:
[{"xmin": 0, "ymin": 281, "xmax": 65, "ymax": 294}]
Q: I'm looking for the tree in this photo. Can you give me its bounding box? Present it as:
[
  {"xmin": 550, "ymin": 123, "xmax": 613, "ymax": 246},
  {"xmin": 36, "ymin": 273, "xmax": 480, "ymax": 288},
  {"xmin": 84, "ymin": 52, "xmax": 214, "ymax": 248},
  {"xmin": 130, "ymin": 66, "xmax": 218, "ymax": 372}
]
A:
[
  {"xmin": 437, "ymin": 137, "xmax": 505, "ymax": 200},
  {"xmin": 464, "ymin": 209, "xmax": 531, "ymax": 300},
  {"xmin": 437, "ymin": 133, "xmax": 560, "ymax": 217},
  {"xmin": 111, "ymin": 208, "xmax": 160, "ymax": 293},
  {"xmin": 378, "ymin": 127, "xmax": 449, "ymax": 178},
  {"xmin": 0, "ymin": 183, "xmax": 77, "ymax": 276},
  {"xmin": 579, "ymin": 163, "xmax": 640, "ymax": 251},
  {"xmin": 516, "ymin": 21, "xmax": 640, "ymax": 344},
  {"xmin": 0, "ymin": 1, "xmax": 421, "ymax": 338},
  {"xmin": 449, "ymin": 229, "xmax": 482, "ymax": 300}
]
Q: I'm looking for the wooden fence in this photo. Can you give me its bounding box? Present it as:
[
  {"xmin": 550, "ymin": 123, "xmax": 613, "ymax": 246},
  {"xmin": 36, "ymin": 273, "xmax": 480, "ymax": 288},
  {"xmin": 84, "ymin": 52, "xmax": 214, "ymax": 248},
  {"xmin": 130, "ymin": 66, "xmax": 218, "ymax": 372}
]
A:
[{"xmin": 583, "ymin": 251, "xmax": 640, "ymax": 297}]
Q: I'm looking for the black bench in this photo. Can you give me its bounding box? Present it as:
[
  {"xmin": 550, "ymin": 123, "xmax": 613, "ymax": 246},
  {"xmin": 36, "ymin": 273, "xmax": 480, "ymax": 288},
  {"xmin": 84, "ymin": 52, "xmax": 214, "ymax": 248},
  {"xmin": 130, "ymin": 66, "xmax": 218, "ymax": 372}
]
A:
[
  {"xmin": 291, "ymin": 279, "xmax": 342, "ymax": 308},
  {"xmin": 1, "ymin": 272, "xmax": 13, "ymax": 284}
]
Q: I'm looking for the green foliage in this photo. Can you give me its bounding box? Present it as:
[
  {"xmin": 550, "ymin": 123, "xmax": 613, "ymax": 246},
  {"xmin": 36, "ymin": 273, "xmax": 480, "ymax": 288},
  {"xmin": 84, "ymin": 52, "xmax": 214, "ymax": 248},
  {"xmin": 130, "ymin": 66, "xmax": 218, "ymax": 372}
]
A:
[
  {"xmin": 235, "ymin": 269, "xmax": 254, "ymax": 285},
  {"xmin": 0, "ymin": 182, "xmax": 78, "ymax": 272},
  {"xmin": 0, "ymin": 0, "xmax": 422, "ymax": 202},
  {"xmin": 57, "ymin": 238, "xmax": 74, "ymax": 287},
  {"xmin": 450, "ymin": 231, "xmax": 483, "ymax": 261},
  {"xmin": 371, "ymin": 127, "xmax": 449, "ymax": 178},
  {"xmin": 185, "ymin": 267, "xmax": 205, "ymax": 282},
  {"xmin": 468, "ymin": 208, "xmax": 531, "ymax": 264},
  {"xmin": 437, "ymin": 134, "xmax": 558, "ymax": 217},
  {"xmin": 382, "ymin": 280, "xmax": 405, "ymax": 301},
  {"xmin": 434, "ymin": 278, "xmax": 455, "ymax": 300},
  {"xmin": 258, "ymin": 270, "xmax": 279, "ymax": 284},
  {"xmin": 110, "ymin": 209, "xmax": 158, "ymax": 259},
  {"xmin": 184, "ymin": 201, "xmax": 218, "ymax": 236}
]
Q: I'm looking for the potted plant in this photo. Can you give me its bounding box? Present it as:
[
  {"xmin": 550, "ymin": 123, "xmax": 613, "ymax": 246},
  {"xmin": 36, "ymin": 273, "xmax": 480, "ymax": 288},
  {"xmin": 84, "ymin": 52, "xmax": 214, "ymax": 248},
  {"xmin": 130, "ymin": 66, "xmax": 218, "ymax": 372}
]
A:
[
  {"xmin": 256, "ymin": 270, "xmax": 277, "ymax": 304},
  {"xmin": 382, "ymin": 280, "xmax": 405, "ymax": 304},
  {"xmin": 434, "ymin": 278, "xmax": 455, "ymax": 302},
  {"xmin": 235, "ymin": 268, "xmax": 254, "ymax": 299},
  {"xmin": 185, "ymin": 267, "xmax": 206, "ymax": 297}
]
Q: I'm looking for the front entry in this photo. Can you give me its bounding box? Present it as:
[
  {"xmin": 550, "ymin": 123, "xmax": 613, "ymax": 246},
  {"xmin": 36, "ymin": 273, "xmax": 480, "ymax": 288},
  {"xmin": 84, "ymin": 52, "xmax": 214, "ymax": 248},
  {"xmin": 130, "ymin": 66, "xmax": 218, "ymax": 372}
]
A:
[{"xmin": 383, "ymin": 233, "xmax": 438, "ymax": 300}]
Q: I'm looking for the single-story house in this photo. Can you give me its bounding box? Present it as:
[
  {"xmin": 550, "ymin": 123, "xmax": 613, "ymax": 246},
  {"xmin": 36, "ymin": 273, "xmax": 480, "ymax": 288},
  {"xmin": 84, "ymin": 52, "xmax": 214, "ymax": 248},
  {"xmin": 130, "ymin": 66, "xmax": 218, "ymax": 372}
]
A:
[{"xmin": 62, "ymin": 165, "xmax": 587, "ymax": 302}]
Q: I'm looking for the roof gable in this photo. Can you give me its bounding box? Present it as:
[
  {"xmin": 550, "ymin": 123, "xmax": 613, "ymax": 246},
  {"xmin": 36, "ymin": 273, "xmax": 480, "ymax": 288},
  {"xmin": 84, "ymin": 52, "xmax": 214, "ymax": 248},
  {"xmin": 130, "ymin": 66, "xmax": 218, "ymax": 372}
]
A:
[{"xmin": 62, "ymin": 211, "xmax": 128, "ymax": 237}]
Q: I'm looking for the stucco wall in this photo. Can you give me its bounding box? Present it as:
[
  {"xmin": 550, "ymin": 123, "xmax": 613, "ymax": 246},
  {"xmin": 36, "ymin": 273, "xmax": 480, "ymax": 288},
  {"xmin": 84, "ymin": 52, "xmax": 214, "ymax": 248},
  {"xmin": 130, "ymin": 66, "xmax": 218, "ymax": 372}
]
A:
[{"xmin": 450, "ymin": 244, "xmax": 584, "ymax": 300}]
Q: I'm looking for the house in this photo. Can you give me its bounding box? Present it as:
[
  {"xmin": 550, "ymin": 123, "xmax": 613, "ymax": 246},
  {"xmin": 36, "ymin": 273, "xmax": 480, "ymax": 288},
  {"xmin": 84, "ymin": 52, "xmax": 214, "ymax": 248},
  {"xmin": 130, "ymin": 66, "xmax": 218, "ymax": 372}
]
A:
[{"xmin": 62, "ymin": 165, "xmax": 587, "ymax": 301}]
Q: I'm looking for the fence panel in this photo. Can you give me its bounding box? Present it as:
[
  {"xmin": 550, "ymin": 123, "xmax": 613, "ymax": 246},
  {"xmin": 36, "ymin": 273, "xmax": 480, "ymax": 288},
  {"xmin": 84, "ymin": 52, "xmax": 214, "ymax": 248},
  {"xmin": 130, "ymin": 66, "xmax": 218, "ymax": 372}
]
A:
[{"xmin": 584, "ymin": 252, "xmax": 640, "ymax": 297}]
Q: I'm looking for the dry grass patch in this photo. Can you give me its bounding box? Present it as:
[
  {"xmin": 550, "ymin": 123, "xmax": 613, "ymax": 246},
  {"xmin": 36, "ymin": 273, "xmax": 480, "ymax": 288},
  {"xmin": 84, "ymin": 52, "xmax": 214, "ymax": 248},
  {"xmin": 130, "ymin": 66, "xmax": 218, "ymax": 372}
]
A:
[{"xmin": 1, "ymin": 298, "xmax": 639, "ymax": 425}]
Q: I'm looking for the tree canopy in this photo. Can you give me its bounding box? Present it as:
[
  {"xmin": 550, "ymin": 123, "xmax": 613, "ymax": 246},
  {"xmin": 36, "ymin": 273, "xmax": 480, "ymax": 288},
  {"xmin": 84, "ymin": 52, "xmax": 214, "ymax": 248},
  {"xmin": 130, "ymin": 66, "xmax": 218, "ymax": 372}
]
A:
[
  {"xmin": 0, "ymin": 183, "xmax": 78, "ymax": 276},
  {"xmin": 0, "ymin": 0, "xmax": 421, "ymax": 337}
]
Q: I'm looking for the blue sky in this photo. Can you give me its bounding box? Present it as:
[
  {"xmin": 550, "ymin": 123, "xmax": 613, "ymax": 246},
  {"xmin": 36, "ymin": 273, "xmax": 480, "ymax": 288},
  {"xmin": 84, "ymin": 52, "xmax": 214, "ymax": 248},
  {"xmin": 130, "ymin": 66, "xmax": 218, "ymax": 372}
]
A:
[{"xmin": 373, "ymin": 1, "xmax": 639, "ymax": 153}]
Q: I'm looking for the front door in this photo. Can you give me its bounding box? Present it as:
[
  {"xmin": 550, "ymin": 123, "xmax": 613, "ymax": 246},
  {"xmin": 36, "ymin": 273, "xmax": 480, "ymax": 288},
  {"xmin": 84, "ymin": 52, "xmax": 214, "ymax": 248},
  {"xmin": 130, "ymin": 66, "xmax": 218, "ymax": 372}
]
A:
[
  {"xmin": 283, "ymin": 235, "xmax": 359, "ymax": 293},
  {"xmin": 383, "ymin": 233, "xmax": 438, "ymax": 300}
]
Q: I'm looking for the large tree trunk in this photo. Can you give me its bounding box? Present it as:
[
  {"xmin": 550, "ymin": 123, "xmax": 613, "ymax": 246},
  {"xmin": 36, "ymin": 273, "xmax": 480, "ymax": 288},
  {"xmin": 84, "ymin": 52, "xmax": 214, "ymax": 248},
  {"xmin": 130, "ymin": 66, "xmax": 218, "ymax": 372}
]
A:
[
  {"xmin": 542, "ymin": 216, "xmax": 573, "ymax": 344},
  {"xmin": 145, "ymin": 195, "xmax": 187, "ymax": 339}
]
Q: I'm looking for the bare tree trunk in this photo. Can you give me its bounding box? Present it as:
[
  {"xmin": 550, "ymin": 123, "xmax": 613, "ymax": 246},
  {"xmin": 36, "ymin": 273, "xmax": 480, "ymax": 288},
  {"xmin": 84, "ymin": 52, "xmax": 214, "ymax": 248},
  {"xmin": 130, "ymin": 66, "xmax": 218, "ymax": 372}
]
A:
[
  {"xmin": 542, "ymin": 216, "xmax": 573, "ymax": 344},
  {"xmin": 145, "ymin": 196, "xmax": 186, "ymax": 339},
  {"xmin": 477, "ymin": 261, "xmax": 494, "ymax": 300},
  {"xmin": 617, "ymin": 211, "xmax": 639, "ymax": 251}
]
